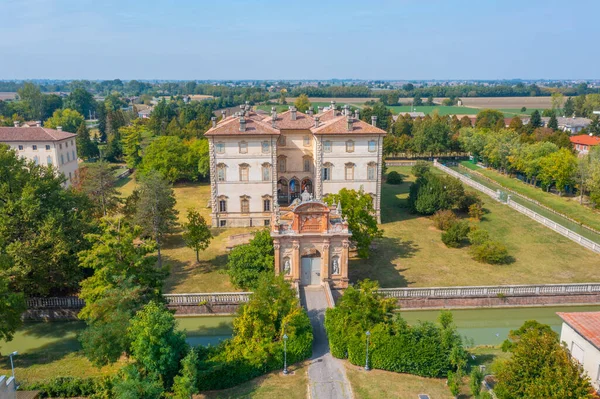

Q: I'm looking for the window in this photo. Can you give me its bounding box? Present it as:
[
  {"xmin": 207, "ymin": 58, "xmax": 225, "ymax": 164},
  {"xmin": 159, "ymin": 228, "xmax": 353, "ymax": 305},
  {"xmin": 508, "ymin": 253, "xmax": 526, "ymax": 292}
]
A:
[
  {"xmin": 47, "ymin": 156, "xmax": 52, "ymax": 165},
  {"xmin": 346, "ymin": 140, "xmax": 355, "ymax": 153},
  {"xmin": 71, "ymin": 140, "xmax": 74, "ymax": 146},
  {"xmin": 278, "ymin": 135, "xmax": 286, "ymax": 146},
  {"xmin": 69, "ymin": 172, "xmax": 72, "ymax": 180},
  {"xmin": 65, "ymin": 142, "xmax": 69, "ymax": 148},
  {"xmin": 61, "ymin": 154, "xmax": 64, "ymax": 165},
  {"xmin": 303, "ymin": 158, "xmax": 311, "ymax": 172},
  {"xmin": 345, "ymin": 163, "xmax": 354, "ymax": 180},
  {"xmin": 215, "ymin": 142, "xmax": 225, "ymax": 154},
  {"xmin": 571, "ymin": 342, "xmax": 584, "ymax": 364},
  {"xmin": 262, "ymin": 141, "xmax": 270, "ymax": 154},
  {"xmin": 217, "ymin": 164, "xmax": 226, "ymax": 182},
  {"xmin": 303, "ymin": 136, "xmax": 311, "ymax": 146},
  {"xmin": 262, "ymin": 164, "xmax": 271, "ymax": 181},
  {"xmin": 32, "ymin": 145, "xmax": 38, "ymax": 151},
  {"xmin": 241, "ymin": 198, "xmax": 250, "ymax": 213},
  {"xmin": 18, "ymin": 145, "xmax": 23, "ymax": 150},
  {"xmin": 367, "ymin": 163, "xmax": 376, "ymax": 180},
  {"xmin": 220, "ymin": 220, "xmax": 227, "ymax": 227},
  {"xmin": 278, "ymin": 156, "xmax": 286, "ymax": 173},
  {"xmin": 239, "ymin": 141, "xmax": 248, "ymax": 154},
  {"xmin": 264, "ymin": 219, "xmax": 270, "ymax": 226},
  {"xmin": 45, "ymin": 145, "xmax": 51, "ymax": 150},
  {"xmin": 219, "ymin": 199, "xmax": 227, "ymax": 213},
  {"xmin": 323, "ymin": 140, "xmax": 332, "ymax": 153},
  {"xmin": 368, "ymin": 140, "xmax": 377, "ymax": 152},
  {"xmin": 72, "ymin": 150, "xmax": 76, "ymax": 160},
  {"xmin": 239, "ymin": 164, "xmax": 249, "ymax": 181},
  {"xmin": 323, "ymin": 164, "xmax": 332, "ymax": 181},
  {"xmin": 33, "ymin": 155, "xmax": 39, "ymax": 165},
  {"xmin": 263, "ymin": 198, "xmax": 271, "ymax": 212},
  {"xmin": 67, "ymin": 152, "xmax": 71, "ymax": 162},
  {"xmin": 59, "ymin": 144, "xmax": 62, "ymax": 149}
]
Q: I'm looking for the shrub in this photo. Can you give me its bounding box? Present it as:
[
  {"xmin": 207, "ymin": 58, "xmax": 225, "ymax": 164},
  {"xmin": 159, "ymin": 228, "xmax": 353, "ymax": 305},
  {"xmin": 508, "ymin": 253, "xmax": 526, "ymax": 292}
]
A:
[
  {"xmin": 441, "ymin": 220, "xmax": 470, "ymax": 248},
  {"xmin": 386, "ymin": 171, "xmax": 404, "ymax": 184},
  {"xmin": 432, "ymin": 210, "xmax": 458, "ymax": 230},
  {"xmin": 409, "ymin": 172, "xmax": 464, "ymax": 215},
  {"xmin": 470, "ymin": 367, "xmax": 484, "ymax": 397},
  {"xmin": 411, "ymin": 161, "xmax": 430, "ymax": 178},
  {"xmin": 468, "ymin": 228, "xmax": 490, "ymax": 245},
  {"xmin": 470, "ymin": 240, "xmax": 510, "ymax": 264},
  {"xmin": 457, "ymin": 192, "xmax": 482, "ymax": 213},
  {"xmin": 468, "ymin": 202, "xmax": 484, "ymax": 220},
  {"xmin": 227, "ymin": 229, "xmax": 274, "ymax": 289},
  {"xmin": 22, "ymin": 376, "xmax": 114, "ymax": 398}
]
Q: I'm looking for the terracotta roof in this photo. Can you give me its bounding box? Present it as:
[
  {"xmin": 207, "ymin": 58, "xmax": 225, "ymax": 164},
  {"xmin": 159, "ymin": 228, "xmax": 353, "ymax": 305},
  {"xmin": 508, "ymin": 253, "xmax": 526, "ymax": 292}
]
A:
[
  {"xmin": 0, "ymin": 127, "xmax": 76, "ymax": 142},
  {"xmin": 570, "ymin": 135, "xmax": 600, "ymax": 146},
  {"xmin": 263, "ymin": 110, "xmax": 315, "ymax": 129},
  {"xmin": 311, "ymin": 115, "xmax": 386, "ymax": 135},
  {"xmin": 557, "ymin": 312, "xmax": 600, "ymax": 350},
  {"xmin": 316, "ymin": 108, "xmax": 341, "ymax": 122},
  {"xmin": 205, "ymin": 115, "xmax": 279, "ymax": 136}
]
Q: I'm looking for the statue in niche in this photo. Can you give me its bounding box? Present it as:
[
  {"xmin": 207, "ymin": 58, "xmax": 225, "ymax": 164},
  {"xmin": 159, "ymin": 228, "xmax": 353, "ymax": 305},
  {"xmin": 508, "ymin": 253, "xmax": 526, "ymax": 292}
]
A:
[
  {"xmin": 283, "ymin": 258, "xmax": 291, "ymax": 275},
  {"xmin": 301, "ymin": 189, "xmax": 311, "ymax": 203},
  {"xmin": 332, "ymin": 257, "xmax": 340, "ymax": 275}
]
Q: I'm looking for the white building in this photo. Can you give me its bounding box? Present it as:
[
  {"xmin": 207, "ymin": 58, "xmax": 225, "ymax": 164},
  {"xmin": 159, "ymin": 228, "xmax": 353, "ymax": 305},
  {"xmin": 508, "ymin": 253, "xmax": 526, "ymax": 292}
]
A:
[
  {"xmin": 0, "ymin": 122, "xmax": 79, "ymax": 187},
  {"xmin": 205, "ymin": 102, "xmax": 386, "ymax": 228},
  {"xmin": 557, "ymin": 311, "xmax": 600, "ymax": 391}
]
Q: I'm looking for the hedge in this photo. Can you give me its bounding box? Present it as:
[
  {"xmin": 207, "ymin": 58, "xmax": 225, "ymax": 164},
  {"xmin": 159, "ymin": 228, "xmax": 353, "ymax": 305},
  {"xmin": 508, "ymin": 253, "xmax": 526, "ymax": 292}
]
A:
[{"xmin": 21, "ymin": 376, "xmax": 114, "ymax": 398}]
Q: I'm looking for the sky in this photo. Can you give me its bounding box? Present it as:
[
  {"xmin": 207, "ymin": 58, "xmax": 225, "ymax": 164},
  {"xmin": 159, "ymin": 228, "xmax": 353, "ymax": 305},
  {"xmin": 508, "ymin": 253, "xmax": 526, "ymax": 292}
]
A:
[{"xmin": 0, "ymin": 0, "xmax": 598, "ymax": 80}]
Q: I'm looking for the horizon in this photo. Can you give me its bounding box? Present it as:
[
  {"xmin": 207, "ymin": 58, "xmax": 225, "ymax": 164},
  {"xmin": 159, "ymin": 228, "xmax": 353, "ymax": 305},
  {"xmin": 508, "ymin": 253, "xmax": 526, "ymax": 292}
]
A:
[{"xmin": 0, "ymin": 0, "xmax": 598, "ymax": 80}]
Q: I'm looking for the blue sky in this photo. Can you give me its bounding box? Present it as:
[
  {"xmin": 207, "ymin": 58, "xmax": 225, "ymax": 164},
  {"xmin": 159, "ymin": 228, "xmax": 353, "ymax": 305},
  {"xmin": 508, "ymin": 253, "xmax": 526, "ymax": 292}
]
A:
[{"xmin": 0, "ymin": 0, "xmax": 597, "ymax": 80}]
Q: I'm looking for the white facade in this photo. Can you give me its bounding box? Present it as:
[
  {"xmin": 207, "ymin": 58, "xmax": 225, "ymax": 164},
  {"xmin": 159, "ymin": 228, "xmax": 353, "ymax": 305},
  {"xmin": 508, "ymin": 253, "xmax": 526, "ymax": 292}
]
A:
[
  {"xmin": 560, "ymin": 321, "xmax": 600, "ymax": 390},
  {"xmin": 206, "ymin": 105, "xmax": 385, "ymax": 228},
  {"xmin": 0, "ymin": 126, "xmax": 79, "ymax": 187}
]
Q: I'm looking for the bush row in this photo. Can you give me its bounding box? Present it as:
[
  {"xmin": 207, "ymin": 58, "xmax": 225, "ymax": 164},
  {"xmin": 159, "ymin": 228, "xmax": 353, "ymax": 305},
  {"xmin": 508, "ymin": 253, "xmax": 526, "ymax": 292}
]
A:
[{"xmin": 21, "ymin": 376, "xmax": 113, "ymax": 398}]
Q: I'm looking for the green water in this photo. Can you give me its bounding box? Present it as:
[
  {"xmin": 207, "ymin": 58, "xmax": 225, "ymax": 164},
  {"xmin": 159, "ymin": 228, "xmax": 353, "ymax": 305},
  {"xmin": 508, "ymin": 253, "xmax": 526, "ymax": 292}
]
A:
[
  {"xmin": 449, "ymin": 165, "xmax": 600, "ymax": 244},
  {"xmin": 0, "ymin": 316, "xmax": 235, "ymax": 355},
  {"xmin": 401, "ymin": 305, "xmax": 600, "ymax": 346}
]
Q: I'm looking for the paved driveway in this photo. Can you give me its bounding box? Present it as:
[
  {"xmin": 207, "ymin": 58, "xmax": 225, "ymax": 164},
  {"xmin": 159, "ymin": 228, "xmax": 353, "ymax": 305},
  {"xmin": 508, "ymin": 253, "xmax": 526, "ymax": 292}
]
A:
[{"xmin": 301, "ymin": 286, "xmax": 353, "ymax": 399}]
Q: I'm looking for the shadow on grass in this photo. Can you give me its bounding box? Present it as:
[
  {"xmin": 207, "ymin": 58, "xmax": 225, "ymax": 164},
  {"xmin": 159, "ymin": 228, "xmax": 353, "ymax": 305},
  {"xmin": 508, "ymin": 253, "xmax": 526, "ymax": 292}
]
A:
[
  {"xmin": 0, "ymin": 336, "xmax": 83, "ymax": 369},
  {"xmin": 349, "ymin": 236, "xmax": 419, "ymax": 288},
  {"xmin": 18, "ymin": 321, "xmax": 85, "ymax": 340}
]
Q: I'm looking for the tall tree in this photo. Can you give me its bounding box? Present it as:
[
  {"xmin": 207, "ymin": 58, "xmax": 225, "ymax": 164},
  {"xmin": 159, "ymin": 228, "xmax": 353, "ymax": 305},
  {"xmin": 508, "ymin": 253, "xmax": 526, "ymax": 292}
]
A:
[
  {"xmin": 360, "ymin": 102, "xmax": 393, "ymax": 131},
  {"xmin": 76, "ymin": 122, "xmax": 99, "ymax": 160},
  {"xmin": 563, "ymin": 97, "xmax": 575, "ymax": 117},
  {"xmin": 17, "ymin": 82, "xmax": 43, "ymax": 120},
  {"xmin": 412, "ymin": 116, "xmax": 451, "ymax": 155},
  {"xmin": 551, "ymin": 92, "xmax": 564, "ymax": 110},
  {"xmin": 294, "ymin": 94, "xmax": 311, "ymax": 113},
  {"xmin": 227, "ymin": 229, "xmax": 274, "ymax": 290},
  {"xmin": 135, "ymin": 170, "xmax": 178, "ymax": 267},
  {"xmin": 77, "ymin": 160, "xmax": 120, "ymax": 217},
  {"xmin": 44, "ymin": 108, "xmax": 85, "ymax": 133},
  {"xmin": 547, "ymin": 113, "xmax": 559, "ymax": 130},
  {"xmin": 64, "ymin": 87, "xmax": 96, "ymax": 118},
  {"xmin": 0, "ymin": 278, "xmax": 26, "ymax": 348},
  {"xmin": 182, "ymin": 208, "xmax": 212, "ymax": 262},
  {"xmin": 475, "ymin": 109, "xmax": 504, "ymax": 129},
  {"xmin": 120, "ymin": 120, "xmax": 146, "ymax": 169},
  {"xmin": 538, "ymin": 148, "xmax": 577, "ymax": 194},
  {"xmin": 324, "ymin": 188, "xmax": 383, "ymax": 258}
]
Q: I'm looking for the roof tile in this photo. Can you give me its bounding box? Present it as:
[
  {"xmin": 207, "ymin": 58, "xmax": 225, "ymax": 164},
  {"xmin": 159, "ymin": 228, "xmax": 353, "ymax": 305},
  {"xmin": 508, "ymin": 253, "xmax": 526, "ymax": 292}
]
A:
[
  {"xmin": 557, "ymin": 312, "xmax": 600, "ymax": 350},
  {"xmin": 0, "ymin": 127, "xmax": 76, "ymax": 142}
]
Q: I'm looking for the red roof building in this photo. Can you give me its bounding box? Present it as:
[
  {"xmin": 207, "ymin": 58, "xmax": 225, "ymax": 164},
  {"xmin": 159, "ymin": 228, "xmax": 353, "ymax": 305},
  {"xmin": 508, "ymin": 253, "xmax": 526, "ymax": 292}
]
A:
[{"xmin": 570, "ymin": 134, "xmax": 600, "ymax": 155}]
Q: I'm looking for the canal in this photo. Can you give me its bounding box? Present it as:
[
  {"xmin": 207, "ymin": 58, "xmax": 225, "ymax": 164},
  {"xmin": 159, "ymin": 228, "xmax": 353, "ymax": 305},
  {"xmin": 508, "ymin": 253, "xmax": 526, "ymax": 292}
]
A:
[{"xmin": 3, "ymin": 306, "xmax": 600, "ymax": 355}]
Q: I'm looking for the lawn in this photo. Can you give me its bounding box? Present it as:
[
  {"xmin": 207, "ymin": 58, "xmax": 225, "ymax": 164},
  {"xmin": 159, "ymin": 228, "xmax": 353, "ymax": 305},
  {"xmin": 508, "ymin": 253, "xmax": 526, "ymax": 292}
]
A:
[
  {"xmin": 460, "ymin": 161, "xmax": 600, "ymax": 232},
  {"xmin": 256, "ymin": 101, "xmax": 365, "ymax": 113},
  {"xmin": 496, "ymin": 108, "xmax": 547, "ymax": 117},
  {"xmin": 387, "ymin": 105, "xmax": 480, "ymax": 115},
  {"xmin": 350, "ymin": 166, "xmax": 600, "ymax": 288}
]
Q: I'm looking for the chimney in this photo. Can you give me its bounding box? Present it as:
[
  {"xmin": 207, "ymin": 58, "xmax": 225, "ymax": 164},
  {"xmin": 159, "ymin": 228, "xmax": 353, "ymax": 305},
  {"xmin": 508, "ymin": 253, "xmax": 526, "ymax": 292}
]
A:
[
  {"xmin": 331, "ymin": 100, "xmax": 336, "ymax": 115},
  {"xmin": 36, "ymin": 121, "xmax": 41, "ymax": 127},
  {"xmin": 344, "ymin": 105, "xmax": 350, "ymax": 116},
  {"xmin": 307, "ymin": 107, "xmax": 313, "ymax": 116},
  {"xmin": 221, "ymin": 110, "xmax": 227, "ymax": 120},
  {"xmin": 57, "ymin": 126, "xmax": 63, "ymax": 132},
  {"xmin": 271, "ymin": 107, "xmax": 277, "ymax": 128},
  {"xmin": 13, "ymin": 121, "xmax": 19, "ymax": 127},
  {"xmin": 239, "ymin": 116, "xmax": 246, "ymax": 132},
  {"xmin": 211, "ymin": 116, "xmax": 217, "ymax": 128},
  {"xmin": 355, "ymin": 109, "xmax": 360, "ymax": 120},
  {"xmin": 347, "ymin": 116, "xmax": 353, "ymax": 131},
  {"xmin": 291, "ymin": 106, "xmax": 297, "ymax": 121},
  {"xmin": 371, "ymin": 116, "xmax": 377, "ymax": 127},
  {"xmin": 314, "ymin": 116, "xmax": 320, "ymax": 128}
]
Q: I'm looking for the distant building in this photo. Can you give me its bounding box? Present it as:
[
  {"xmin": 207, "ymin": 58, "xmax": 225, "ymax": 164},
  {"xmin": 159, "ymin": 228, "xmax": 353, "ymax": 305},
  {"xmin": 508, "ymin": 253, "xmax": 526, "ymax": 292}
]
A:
[
  {"xmin": 522, "ymin": 116, "xmax": 592, "ymax": 134},
  {"xmin": 391, "ymin": 112, "xmax": 426, "ymax": 122},
  {"xmin": 570, "ymin": 134, "xmax": 600, "ymax": 155},
  {"xmin": 137, "ymin": 108, "xmax": 153, "ymax": 119},
  {"xmin": 557, "ymin": 311, "xmax": 600, "ymax": 391},
  {"xmin": 0, "ymin": 122, "xmax": 79, "ymax": 187}
]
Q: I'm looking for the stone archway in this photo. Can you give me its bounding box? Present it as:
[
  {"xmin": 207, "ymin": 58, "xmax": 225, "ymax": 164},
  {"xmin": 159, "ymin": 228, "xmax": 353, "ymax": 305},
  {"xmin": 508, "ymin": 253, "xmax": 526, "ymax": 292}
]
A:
[
  {"xmin": 301, "ymin": 249, "xmax": 321, "ymax": 286},
  {"xmin": 289, "ymin": 178, "xmax": 300, "ymax": 202},
  {"xmin": 301, "ymin": 178, "xmax": 313, "ymax": 195}
]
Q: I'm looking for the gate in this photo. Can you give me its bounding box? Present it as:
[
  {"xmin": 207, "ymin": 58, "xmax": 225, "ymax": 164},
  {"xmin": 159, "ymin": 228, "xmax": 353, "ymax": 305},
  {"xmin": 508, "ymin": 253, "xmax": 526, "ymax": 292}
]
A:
[{"xmin": 301, "ymin": 256, "xmax": 321, "ymax": 286}]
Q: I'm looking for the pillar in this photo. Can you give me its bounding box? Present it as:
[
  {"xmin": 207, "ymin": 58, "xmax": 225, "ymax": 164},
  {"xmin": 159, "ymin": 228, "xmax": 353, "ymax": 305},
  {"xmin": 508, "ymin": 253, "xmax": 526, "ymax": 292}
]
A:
[
  {"xmin": 273, "ymin": 240, "xmax": 281, "ymax": 275},
  {"xmin": 292, "ymin": 240, "xmax": 300, "ymax": 281},
  {"xmin": 321, "ymin": 240, "xmax": 331, "ymax": 281},
  {"xmin": 340, "ymin": 239, "xmax": 350, "ymax": 287}
]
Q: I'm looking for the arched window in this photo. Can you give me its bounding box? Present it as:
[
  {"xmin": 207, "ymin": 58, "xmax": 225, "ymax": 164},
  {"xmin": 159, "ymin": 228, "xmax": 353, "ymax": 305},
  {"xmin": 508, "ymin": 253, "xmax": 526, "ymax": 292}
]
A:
[
  {"xmin": 262, "ymin": 163, "xmax": 271, "ymax": 181},
  {"xmin": 239, "ymin": 163, "xmax": 249, "ymax": 182},
  {"xmin": 345, "ymin": 140, "xmax": 355, "ymax": 153},
  {"xmin": 47, "ymin": 155, "xmax": 53, "ymax": 165},
  {"xmin": 367, "ymin": 162, "xmax": 377, "ymax": 180},
  {"xmin": 216, "ymin": 163, "xmax": 226, "ymax": 182},
  {"xmin": 72, "ymin": 150, "xmax": 76, "ymax": 160},
  {"xmin": 278, "ymin": 135, "xmax": 286, "ymax": 146},
  {"xmin": 345, "ymin": 163, "xmax": 355, "ymax": 180},
  {"xmin": 262, "ymin": 195, "xmax": 272, "ymax": 212},
  {"xmin": 61, "ymin": 154, "xmax": 64, "ymax": 165}
]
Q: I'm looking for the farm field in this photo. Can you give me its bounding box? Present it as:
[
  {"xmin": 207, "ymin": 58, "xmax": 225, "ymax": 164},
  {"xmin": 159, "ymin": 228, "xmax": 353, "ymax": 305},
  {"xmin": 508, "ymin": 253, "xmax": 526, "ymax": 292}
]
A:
[
  {"xmin": 350, "ymin": 166, "xmax": 600, "ymax": 288},
  {"xmin": 496, "ymin": 108, "xmax": 548, "ymax": 117},
  {"xmin": 460, "ymin": 161, "xmax": 600, "ymax": 232},
  {"xmin": 397, "ymin": 96, "xmax": 556, "ymax": 109},
  {"xmin": 387, "ymin": 105, "xmax": 480, "ymax": 115}
]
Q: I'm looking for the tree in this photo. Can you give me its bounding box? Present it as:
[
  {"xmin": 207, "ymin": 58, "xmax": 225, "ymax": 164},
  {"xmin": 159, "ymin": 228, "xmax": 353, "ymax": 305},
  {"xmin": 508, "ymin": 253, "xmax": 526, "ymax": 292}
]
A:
[
  {"xmin": 182, "ymin": 208, "xmax": 212, "ymax": 262},
  {"xmin": 0, "ymin": 145, "xmax": 95, "ymax": 296},
  {"xmin": 528, "ymin": 110, "xmax": 542, "ymax": 130},
  {"xmin": 173, "ymin": 348, "xmax": 199, "ymax": 399},
  {"xmin": 495, "ymin": 325, "xmax": 594, "ymax": 399},
  {"xmin": 409, "ymin": 172, "xmax": 464, "ymax": 215},
  {"xmin": 64, "ymin": 87, "xmax": 96, "ymax": 118},
  {"xmin": 411, "ymin": 161, "xmax": 430, "ymax": 178},
  {"xmin": 412, "ymin": 117, "xmax": 451, "ymax": 155},
  {"xmin": 460, "ymin": 115, "xmax": 472, "ymax": 128},
  {"xmin": 563, "ymin": 97, "xmax": 575, "ymax": 117},
  {"xmin": 360, "ymin": 102, "xmax": 393, "ymax": 131},
  {"xmin": 475, "ymin": 109, "xmax": 504, "ymax": 129},
  {"xmin": 76, "ymin": 122, "xmax": 99, "ymax": 160},
  {"xmin": 441, "ymin": 220, "xmax": 470, "ymax": 248},
  {"xmin": 294, "ymin": 94, "xmax": 311, "ymax": 113},
  {"xmin": 128, "ymin": 301, "xmax": 188, "ymax": 388},
  {"xmin": 508, "ymin": 116, "xmax": 523, "ymax": 132},
  {"xmin": 547, "ymin": 113, "xmax": 558, "ymax": 130},
  {"xmin": 135, "ymin": 170, "xmax": 179, "ymax": 267},
  {"xmin": 113, "ymin": 364, "xmax": 164, "ymax": 399},
  {"xmin": 44, "ymin": 108, "xmax": 85, "ymax": 133},
  {"xmin": 138, "ymin": 136, "xmax": 208, "ymax": 183},
  {"xmin": 324, "ymin": 188, "xmax": 383, "ymax": 258},
  {"xmin": 413, "ymin": 94, "xmax": 423, "ymax": 106},
  {"xmin": 77, "ymin": 161, "xmax": 120, "ymax": 217},
  {"xmin": 0, "ymin": 278, "xmax": 26, "ymax": 348},
  {"xmin": 470, "ymin": 367, "xmax": 484, "ymax": 398},
  {"xmin": 227, "ymin": 229, "xmax": 274, "ymax": 289},
  {"xmin": 279, "ymin": 89, "xmax": 287, "ymax": 104},
  {"xmin": 120, "ymin": 120, "xmax": 146, "ymax": 169},
  {"xmin": 539, "ymin": 148, "xmax": 577, "ymax": 194},
  {"xmin": 551, "ymin": 92, "xmax": 564, "ymax": 110},
  {"xmin": 17, "ymin": 82, "xmax": 44, "ymax": 120},
  {"xmin": 426, "ymin": 95, "xmax": 434, "ymax": 106}
]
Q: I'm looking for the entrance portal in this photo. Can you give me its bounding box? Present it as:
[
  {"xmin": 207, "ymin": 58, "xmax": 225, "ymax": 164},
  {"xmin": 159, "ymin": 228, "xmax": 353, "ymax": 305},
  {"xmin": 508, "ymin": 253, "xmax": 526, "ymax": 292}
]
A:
[{"xmin": 301, "ymin": 255, "xmax": 321, "ymax": 286}]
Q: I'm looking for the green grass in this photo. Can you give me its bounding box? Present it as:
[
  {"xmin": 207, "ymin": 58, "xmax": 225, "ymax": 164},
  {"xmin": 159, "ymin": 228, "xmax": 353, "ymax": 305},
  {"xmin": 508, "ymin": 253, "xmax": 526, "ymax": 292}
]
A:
[
  {"xmin": 496, "ymin": 108, "xmax": 549, "ymax": 117},
  {"xmin": 351, "ymin": 166, "xmax": 600, "ymax": 288},
  {"xmin": 460, "ymin": 161, "xmax": 600, "ymax": 232},
  {"xmin": 386, "ymin": 105, "xmax": 481, "ymax": 116},
  {"xmin": 256, "ymin": 101, "xmax": 365, "ymax": 113}
]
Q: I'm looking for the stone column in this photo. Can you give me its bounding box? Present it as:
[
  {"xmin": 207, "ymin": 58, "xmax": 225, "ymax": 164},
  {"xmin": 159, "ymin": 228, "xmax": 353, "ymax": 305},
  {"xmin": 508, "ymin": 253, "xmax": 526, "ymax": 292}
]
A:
[
  {"xmin": 292, "ymin": 240, "xmax": 300, "ymax": 281},
  {"xmin": 340, "ymin": 239, "xmax": 350, "ymax": 287},
  {"xmin": 208, "ymin": 138, "xmax": 218, "ymax": 227},
  {"xmin": 315, "ymin": 135, "xmax": 323, "ymax": 200},
  {"xmin": 375, "ymin": 134, "xmax": 383, "ymax": 224},
  {"xmin": 321, "ymin": 240, "xmax": 331, "ymax": 281},
  {"xmin": 273, "ymin": 240, "xmax": 281, "ymax": 275}
]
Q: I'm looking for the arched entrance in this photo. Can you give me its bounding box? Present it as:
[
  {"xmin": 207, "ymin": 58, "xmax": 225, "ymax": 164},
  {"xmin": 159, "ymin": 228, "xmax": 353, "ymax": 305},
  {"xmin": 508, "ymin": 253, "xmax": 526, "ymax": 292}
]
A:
[
  {"xmin": 301, "ymin": 250, "xmax": 321, "ymax": 286},
  {"xmin": 289, "ymin": 178, "xmax": 300, "ymax": 202},
  {"xmin": 301, "ymin": 178, "xmax": 313, "ymax": 195},
  {"xmin": 277, "ymin": 178, "xmax": 288, "ymax": 205}
]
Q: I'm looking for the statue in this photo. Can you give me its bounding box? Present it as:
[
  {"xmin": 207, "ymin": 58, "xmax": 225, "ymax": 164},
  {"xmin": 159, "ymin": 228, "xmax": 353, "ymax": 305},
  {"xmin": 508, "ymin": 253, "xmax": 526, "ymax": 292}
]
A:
[
  {"xmin": 300, "ymin": 189, "xmax": 311, "ymax": 203},
  {"xmin": 283, "ymin": 258, "xmax": 291, "ymax": 275},
  {"xmin": 332, "ymin": 257, "xmax": 340, "ymax": 275}
]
